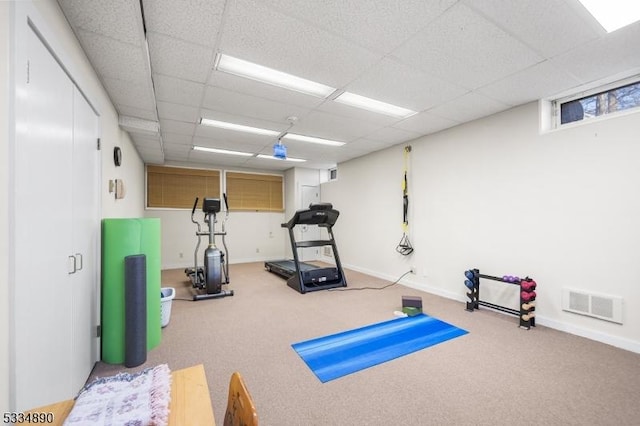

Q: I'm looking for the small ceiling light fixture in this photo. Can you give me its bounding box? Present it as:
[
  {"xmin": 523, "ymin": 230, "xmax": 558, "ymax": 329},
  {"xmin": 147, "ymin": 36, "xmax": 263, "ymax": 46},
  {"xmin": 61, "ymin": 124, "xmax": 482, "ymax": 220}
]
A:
[
  {"xmin": 334, "ymin": 92, "xmax": 417, "ymax": 119},
  {"xmin": 577, "ymin": 0, "xmax": 640, "ymax": 32},
  {"xmin": 256, "ymin": 154, "xmax": 306, "ymax": 162},
  {"xmin": 193, "ymin": 146, "xmax": 253, "ymax": 156},
  {"xmin": 215, "ymin": 53, "xmax": 337, "ymax": 98},
  {"xmin": 282, "ymin": 133, "xmax": 345, "ymax": 146},
  {"xmin": 200, "ymin": 118, "xmax": 280, "ymax": 136}
]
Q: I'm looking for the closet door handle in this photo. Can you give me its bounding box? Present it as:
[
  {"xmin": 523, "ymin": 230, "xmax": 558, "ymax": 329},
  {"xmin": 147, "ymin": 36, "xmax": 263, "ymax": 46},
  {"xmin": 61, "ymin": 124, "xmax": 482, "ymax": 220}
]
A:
[
  {"xmin": 68, "ymin": 255, "xmax": 77, "ymax": 274},
  {"xmin": 75, "ymin": 253, "xmax": 83, "ymax": 271}
]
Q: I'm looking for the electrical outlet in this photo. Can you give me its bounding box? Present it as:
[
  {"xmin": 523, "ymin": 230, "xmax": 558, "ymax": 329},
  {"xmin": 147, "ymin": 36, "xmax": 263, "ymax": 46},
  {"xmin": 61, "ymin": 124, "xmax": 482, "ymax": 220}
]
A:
[
  {"xmin": 256, "ymin": 248, "xmax": 260, "ymax": 253},
  {"xmin": 179, "ymin": 252, "xmax": 183, "ymax": 259}
]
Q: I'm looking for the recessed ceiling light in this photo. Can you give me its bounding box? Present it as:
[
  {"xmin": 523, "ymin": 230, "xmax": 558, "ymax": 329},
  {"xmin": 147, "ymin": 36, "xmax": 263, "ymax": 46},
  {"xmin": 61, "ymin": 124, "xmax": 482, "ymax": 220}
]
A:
[
  {"xmin": 193, "ymin": 146, "xmax": 253, "ymax": 156},
  {"xmin": 282, "ymin": 133, "xmax": 345, "ymax": 146},
  {"xmin": 578, "ymin": 0, "xmax": 640, "ymax": 32},
  {"xmin": 256, "ymin": 154, "xmax": 306, "ymax": 162},
  {"xmin": 216, "ymin": 53, "xmax": 336, "ymax": 98},
  {"xmin": 200, "ymin": 118, "xmax": 280, "ymax": 137},
  {"xmin": 334, "ymin": 92, "xmax": 417, "ymax": 119}
]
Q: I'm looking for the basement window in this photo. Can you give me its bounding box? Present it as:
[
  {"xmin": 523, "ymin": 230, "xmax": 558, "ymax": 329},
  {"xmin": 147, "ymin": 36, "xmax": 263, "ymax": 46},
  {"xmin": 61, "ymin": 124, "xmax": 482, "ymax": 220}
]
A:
[{"xmin": 555, "ymin": 76, "xmax": 640, "ymax": 126}]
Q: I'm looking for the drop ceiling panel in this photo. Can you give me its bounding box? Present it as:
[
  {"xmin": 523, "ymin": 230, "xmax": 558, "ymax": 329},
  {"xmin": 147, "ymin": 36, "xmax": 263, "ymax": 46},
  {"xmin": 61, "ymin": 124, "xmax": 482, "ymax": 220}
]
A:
[
  {"xmin": 116, "ymin": 104, "xmax": 158, "ymax": 121},
  {"xmin": 551, "ymin": 22, "xmax": 640, "ymax": 84},
  {"xmin": 208, "ymin": 71, "xmax": 326, "ymax": 109},
  {"xmin": 219, "ymin": 0, "xmax": 380, "ymax": 88},
  {"xmin": 314, "ymin": 100, "xmax": 399, "ymax": 128},
  {"xmin": 202, "ymin": 86, "xmax": 314, "ymax": 124},
  {"xmin": 261, "ymin": 0, "xmax": 457, "ymax": 54},
  {"xmin": 147, "ymin": 32, "xmax": 215, "ymax": 83},
  {"xmin": 154, "ymin": 74, "xmax": 205, "ymax": 107},
  {"xmin": 159, "ymin": 119, "xmax": 197, "ymax": 136},
  {"xmin": 198, "ymin": 108, "xmax": 289, "ymax": 133},
  {"xmin": 343, "ymin": 57, "xmax": 469, "ymax": 112},
  {"xmin": 57, "ymin": 0, "xmax": 144, "ymax": 45},
  {"xmin": 478, "ymin": 60, "xmax": 583, "ymax": 106},
  {"xmin": 102, "ymin": 76, "xmax": 156, "ymax": 111},
  {"xmin": 74, "ymin": 29, "xmax": 149, "ymax": 81},
  {"xmin": 464, "ymin": 0, "xmax": 602, "ymax": 58},
  {"xmin": 392, "ymin": 111, "xmax": 459, "ymax": 135},
  {"xmin": 429, "ymin": 92, "xmax": 510, "ymax": 124},
  {"xmin": 393, "ymin": 3, "xmax": 543, "ymax": 90},
  {"xmin": 162, "ymin": 133, "xmax": 193, "ymax": 146},
  {"xmin": 192, "ymin": 136, "xmax": 269, "ymax": 153},
  {"xmin": 193, "ymin": 126, "xmax": 276, "ymax": 146},
  {"xmin": 142, "ymin": 0, "xmax": 226, "ymax": 47},
  {"xmin": 156, "ymin": 101, "xmax": 200, "ymax": 123},
  {"xmin": 362, "ymin": 126, "xmax": 422, "ymax": 145},
  {"xmin": 290, "ymin": 110, "xmax": 383, "ymax": 143}
]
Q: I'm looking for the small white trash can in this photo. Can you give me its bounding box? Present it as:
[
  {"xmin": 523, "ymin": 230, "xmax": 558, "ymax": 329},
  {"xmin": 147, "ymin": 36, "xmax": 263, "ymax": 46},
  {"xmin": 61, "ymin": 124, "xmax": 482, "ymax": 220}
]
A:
[{"xmin": 160, "ymin": 287, "xmax": 175, "ymax": 328}]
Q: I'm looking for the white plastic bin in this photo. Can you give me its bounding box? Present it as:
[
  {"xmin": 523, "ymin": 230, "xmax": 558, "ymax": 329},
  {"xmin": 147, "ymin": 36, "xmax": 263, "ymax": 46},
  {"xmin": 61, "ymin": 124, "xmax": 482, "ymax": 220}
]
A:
[{"xmin": 160, "ymin": 287, "xmax": 175, "ymax": 328}]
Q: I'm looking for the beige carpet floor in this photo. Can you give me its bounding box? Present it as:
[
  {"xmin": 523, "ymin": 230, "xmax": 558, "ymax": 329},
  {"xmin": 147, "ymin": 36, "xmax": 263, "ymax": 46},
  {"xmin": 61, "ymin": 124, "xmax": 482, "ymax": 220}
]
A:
[{"xmin": 91, "ymin": 262, "xmax": 640, "ymax": 426}]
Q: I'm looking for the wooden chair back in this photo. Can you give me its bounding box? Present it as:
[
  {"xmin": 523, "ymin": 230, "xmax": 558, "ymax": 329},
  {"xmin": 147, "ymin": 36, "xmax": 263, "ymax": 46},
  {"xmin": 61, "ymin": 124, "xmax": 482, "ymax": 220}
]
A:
[{"xmin": 223, "ymin": 372, "xmax": 259, "ymax": 426}]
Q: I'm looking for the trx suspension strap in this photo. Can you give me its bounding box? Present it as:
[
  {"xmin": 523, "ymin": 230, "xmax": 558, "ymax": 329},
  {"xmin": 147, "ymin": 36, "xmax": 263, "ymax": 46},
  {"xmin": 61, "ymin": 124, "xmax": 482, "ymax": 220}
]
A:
[{"xmin": 396, "ymin": 145, "xmax": 414, "ymax": 255}]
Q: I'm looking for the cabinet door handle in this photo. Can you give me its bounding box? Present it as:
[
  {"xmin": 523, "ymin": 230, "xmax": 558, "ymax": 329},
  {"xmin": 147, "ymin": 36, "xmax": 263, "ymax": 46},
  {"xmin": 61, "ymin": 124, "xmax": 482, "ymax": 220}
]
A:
[
  {"xmin": 68, "ymin": 255, "xmax": 77, "ymax": 274},
  {"xmin": 75, "ymin": 253, "xmax": 83, "ymax": 271}
]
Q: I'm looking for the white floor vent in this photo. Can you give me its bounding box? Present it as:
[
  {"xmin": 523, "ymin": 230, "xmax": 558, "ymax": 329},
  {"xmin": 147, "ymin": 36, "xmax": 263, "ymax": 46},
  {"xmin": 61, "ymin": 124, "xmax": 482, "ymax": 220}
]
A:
[{"xmin": 562, "ymin": 288, "xmax": 623, "ymax": 324}]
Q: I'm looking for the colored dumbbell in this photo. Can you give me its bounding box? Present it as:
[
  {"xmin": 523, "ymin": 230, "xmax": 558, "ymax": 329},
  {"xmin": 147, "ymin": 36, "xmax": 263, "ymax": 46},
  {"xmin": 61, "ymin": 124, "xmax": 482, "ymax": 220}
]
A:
[
  {"xmin": 521, "ymin": 291, "xmax": 536, "ymax": 302},
  {"xmin": 521, "ymin": 312, "xmax": 535, "ymax": 321},
  {"xmin": 464, "ymin": 270, "xmax": 475, "ymax": 280},
  {"xmin": 521, "ymin": 280, "xmax": 537, "ymax": 291},
  {"xmin": 464, "ymin": 279, "xmax": 474, "ymax": 290},
  {"xmin": 522, "ymin": 301, "xmax": 536, "ymax": 310}
]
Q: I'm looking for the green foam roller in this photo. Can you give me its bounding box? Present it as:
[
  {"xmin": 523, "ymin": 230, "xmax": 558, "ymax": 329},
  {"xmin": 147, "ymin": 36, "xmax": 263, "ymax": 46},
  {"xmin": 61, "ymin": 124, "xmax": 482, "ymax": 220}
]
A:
[{"xmin": 102, "ymin": 218, "xmax": 161, "ymax": 364}]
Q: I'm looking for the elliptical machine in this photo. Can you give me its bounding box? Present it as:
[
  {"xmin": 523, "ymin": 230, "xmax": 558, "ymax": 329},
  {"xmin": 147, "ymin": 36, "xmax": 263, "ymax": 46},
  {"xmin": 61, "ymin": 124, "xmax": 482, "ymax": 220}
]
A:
[{"xmin": 184, "ymin": 195, "xmax": 234, "ymax": 301}]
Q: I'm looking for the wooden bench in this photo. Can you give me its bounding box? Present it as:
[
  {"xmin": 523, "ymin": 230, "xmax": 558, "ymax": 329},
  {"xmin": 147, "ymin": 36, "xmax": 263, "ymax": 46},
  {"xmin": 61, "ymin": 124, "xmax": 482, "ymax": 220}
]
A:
[{"xmin": 22, "ymin": 364, "xmax": 216, "ymax": 425}]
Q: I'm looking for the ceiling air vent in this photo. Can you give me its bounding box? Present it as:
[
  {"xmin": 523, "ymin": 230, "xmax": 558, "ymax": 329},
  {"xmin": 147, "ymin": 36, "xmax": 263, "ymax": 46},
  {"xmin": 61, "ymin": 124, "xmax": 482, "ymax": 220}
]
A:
[{"xmin": 562, "ymin": 288, "xmax": 623, "ymax": 324}]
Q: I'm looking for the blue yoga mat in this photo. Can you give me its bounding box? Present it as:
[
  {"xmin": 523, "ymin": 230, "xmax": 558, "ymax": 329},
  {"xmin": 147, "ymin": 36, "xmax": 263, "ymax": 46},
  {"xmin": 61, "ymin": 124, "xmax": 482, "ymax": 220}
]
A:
[{"xmin": 292, "ymin": 314, "xmax": 468, "ymax": 382}]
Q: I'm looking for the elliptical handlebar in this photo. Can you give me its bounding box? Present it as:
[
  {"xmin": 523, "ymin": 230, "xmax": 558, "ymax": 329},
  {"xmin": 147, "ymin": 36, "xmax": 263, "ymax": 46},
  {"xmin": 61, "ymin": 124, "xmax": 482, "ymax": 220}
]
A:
[{"xmin": 191, "ymin": 197, "xmax": 199, "ymax": 223}]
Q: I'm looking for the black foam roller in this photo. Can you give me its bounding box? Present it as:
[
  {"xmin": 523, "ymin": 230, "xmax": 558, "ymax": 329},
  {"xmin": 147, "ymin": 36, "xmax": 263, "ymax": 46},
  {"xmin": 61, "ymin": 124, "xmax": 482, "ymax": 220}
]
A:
[{"xmin": 124, "ymin": 254, "xmax": 147, "ymax": 368}]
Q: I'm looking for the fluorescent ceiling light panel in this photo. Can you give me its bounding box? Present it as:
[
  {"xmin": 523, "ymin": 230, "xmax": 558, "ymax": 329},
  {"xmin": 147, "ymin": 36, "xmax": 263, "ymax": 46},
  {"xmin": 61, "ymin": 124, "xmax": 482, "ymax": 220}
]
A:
[
  {"xmin": 334, "ymin": 92, "xmax": 417, "ymax": 118},
  {"xmin": 578, "ymin": 0, "xmax": 640, "ymax": 32},
  {"xmin": 282, "ymin": 133, "xmax": 345, "ymax": 146},
  {"xmin": 216, "ymin": 53, "xmax": 336, "ymax": 98},
  {"xmin": 193, "ymin": 146, "xmax": 253, "ymax": 157},
  {"xmin": 200, "ymin": 118, "xmax": 279, "ymax": 137},
  {"xmin": 256, "ymin": 154, "xmax": 306, "ymax": 162}
]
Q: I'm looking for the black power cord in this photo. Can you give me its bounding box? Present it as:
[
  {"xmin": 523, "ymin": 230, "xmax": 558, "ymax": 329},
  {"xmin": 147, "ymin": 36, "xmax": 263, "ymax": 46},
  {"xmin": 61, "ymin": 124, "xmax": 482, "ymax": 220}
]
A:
[{"xmin": 328, "ymin": 270, "xmax": 412, "ymax": 292}]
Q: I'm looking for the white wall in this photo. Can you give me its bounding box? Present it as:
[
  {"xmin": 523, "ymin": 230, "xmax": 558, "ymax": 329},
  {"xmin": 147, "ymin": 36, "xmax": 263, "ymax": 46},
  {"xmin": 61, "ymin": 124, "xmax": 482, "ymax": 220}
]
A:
[
  {"xmin": 322, "ymin": 102, "xmax": 640, "ymax": 352},
  {"xmin": 152, "ymin": 209, "xmax": 287, "ymax": 269},
  {"xmin": 0, "ymin": 0, "xmax": 10, "ymax": 414}
]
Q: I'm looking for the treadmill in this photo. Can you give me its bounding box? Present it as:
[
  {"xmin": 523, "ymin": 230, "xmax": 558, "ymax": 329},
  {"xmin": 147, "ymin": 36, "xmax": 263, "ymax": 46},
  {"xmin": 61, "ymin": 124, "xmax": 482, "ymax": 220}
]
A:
[{"xmin": 265, "ymin": 203, "xmax": 347, "ymax": 293}]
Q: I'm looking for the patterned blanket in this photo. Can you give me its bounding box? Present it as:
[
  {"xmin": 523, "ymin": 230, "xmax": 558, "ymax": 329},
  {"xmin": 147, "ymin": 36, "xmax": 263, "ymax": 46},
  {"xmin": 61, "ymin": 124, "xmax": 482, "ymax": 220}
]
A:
[{"xmin": 64, "ymin": 364, "xmax": 171, "ymax": 426}]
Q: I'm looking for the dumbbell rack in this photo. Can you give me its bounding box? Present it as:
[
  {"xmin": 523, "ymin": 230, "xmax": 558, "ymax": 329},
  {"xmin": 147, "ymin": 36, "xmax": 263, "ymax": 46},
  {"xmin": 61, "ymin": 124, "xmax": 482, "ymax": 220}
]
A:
[{"xmin": 464, "ymin": 268, "xmax": 537, "ymax": 330}]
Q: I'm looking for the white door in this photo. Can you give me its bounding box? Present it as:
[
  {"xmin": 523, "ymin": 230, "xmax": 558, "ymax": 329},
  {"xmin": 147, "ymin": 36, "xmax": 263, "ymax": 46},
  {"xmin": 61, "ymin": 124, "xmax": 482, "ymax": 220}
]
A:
[
  {"xmin": 14, "ymin": 25, "xmax": 74, "ymax": 410},
  {"xmin": 299, "ymin": 185, "xmax": 320, "ymax": 261},
  {"xmin": 71, "ymin": 88, "xmax": 100, "ymax": 391},
  {"xmin": 13, "ymin": 24, "xmax": 99, "ymax": 411}
]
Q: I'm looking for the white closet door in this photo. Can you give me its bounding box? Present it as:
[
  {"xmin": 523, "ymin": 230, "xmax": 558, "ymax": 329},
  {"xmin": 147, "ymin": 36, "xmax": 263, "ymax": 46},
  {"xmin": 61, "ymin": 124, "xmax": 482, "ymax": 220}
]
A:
[
  {"xmin": 14, "ymin": 25, "xmax": 74, "ymax": 410},
  {"xmin": 70, "ymin": 88, "xmax": 99, "ymax": 392}
]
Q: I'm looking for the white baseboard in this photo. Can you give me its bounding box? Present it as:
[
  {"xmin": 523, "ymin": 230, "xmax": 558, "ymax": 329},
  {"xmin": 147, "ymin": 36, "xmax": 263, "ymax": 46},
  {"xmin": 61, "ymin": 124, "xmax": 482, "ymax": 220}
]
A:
[
  {"xmin": 342, "ymin": 263, "xmax": 640, "ymax": 354},
  {"xmin": 534, "ymin": 316, "xmax": 640, "ymax": 354}
]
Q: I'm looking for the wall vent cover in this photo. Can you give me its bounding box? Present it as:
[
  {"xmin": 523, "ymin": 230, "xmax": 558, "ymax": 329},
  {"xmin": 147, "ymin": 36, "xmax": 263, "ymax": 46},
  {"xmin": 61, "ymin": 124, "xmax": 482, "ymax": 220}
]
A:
[{"xmin": 562, "ymin": 288, "xmax": 623, "ymax": 324}]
